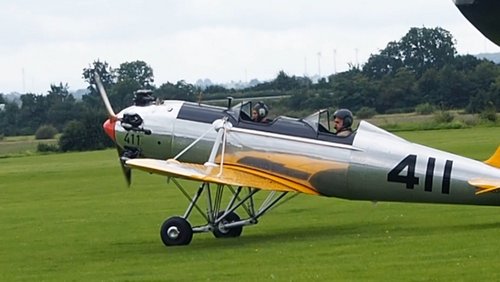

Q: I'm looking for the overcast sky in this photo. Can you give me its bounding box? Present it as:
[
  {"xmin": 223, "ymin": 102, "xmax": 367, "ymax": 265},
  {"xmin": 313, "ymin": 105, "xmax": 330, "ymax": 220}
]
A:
[{"xmin": 1, "ymin": 0, "xmax": 499, "ymax": 94}]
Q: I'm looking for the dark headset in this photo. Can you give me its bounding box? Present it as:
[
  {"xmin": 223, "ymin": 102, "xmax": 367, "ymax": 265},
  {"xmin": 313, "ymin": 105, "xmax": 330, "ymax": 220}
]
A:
[
  {"xmin": 343, "ymin": 115, "xmax": 353, "ymax": 128},
  {"xmin": 254, "ymin": 102, "xmax": 269, "ymax": 118}
]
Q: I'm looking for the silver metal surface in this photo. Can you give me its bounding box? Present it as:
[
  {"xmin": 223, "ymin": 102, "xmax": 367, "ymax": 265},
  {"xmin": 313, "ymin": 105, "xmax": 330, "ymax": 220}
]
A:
[
  {"xmin": 114, "ymin": 102, "xmax": 500, "ymax": 206},
  {"xmin": 167, "ymin": 226, "xmax": 179, "ymax": 239},
  {"xmin": 349, "ymin": 121, "xmax": 500, "ymax": 205}
]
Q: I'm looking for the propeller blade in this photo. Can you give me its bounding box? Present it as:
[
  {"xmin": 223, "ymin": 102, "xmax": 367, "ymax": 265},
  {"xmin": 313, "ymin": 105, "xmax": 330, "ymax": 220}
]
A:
[
  {"xmin": 95, "ymin": 72, "xmax": 132, "ymax": 186},
  {"xmin": 94, "ymin": 72, "xmax": 117, "ymax": 120},
  {"xmin": 117, "ymin": 146, "xmax": 132, "ymax": 187}
]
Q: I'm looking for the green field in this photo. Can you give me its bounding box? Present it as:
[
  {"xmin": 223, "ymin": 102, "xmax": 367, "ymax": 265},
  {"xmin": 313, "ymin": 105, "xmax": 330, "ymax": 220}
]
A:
[
  {"xmin": 0, "ymin": 135, "xmax": 58, "ymax": 157},
  {"xmin": 1, "ymin": 128, "xmax": 500, "ymax": 281}
]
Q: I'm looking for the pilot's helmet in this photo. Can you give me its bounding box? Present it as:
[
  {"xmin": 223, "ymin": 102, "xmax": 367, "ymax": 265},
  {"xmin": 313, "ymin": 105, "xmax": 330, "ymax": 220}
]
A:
[
  {"xmin": 253, "ymin": 102, "xmax": 269, "ymax": 121},
  {"xmin": 333, "ymin": 108, "xmax": 353, "ymax": 128}
]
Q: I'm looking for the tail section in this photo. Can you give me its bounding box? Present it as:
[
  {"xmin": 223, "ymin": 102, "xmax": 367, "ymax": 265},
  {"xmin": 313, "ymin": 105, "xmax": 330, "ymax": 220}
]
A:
[
  {"xmin": 485, "ymin": 146, "xmax": 500, "ymax": 168},
  {"xmin": 468, "ymin": 147, "xmax": 500, "ymax": 195}
]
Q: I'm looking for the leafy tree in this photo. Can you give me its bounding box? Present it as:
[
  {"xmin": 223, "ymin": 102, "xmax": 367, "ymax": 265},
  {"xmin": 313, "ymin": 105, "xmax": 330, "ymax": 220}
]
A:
[
  {"xmin": 18, "ymin": 94, "xmax": 48, "ymax": 134},
  {"xmin": 249, "ymin": 71, "xmax": 311, "ymax": 92},
  {"xmin": 116, "ymin": 60, "xmax": 154, "ymax": 88},
  {"xmin": 204, "ymin": 85, "xmax": 228, "ymax": 94},
  {"xmin": 59, "ymin": 112, "xmax": 112, "ymax": 151},
  {"xmin": 155, "ymin": 80, "xmax": 198, "ymax": 101},
  {"xmin": 102, "ymin": 60, "xmax": 157, "ymax": 111},
  {"xmin": 330, "ymin": 69, "xmax": 379, "ymax": 112},
  {"xmin": 399, "ymin": 27, "xmax": 456, "ymax": 76},
  {"xmin": 47, "ymin": 83, "xmax": 71, "ymax": 103},
  {"xmin": 375, "ymin": 68, "xmax": 417, "ymax": 113},
  {"xmin": 82, "ymin": 60, "xmax": 116, "ymax": 110},
  {"xmin": 0, "ymin": 102, "xmax": 20, "ymax": 135},
  {"xmin": 470, "ymin": 60, "xmax": 499, "ymax": 90},
  {"xmin": 452, "ymin": 54, "xmax": 483, "ymax": 72},
  {"xmin": 110, "ymin": 79, "xmax": 142, "ymax": 111},
  {"xmin": 465, "ymin": 61, "xmax": 500, "ymax": 113},
  {"xmin": 45, "ymin": 83, "xmax": 79, "ymax": 130},
  {"xmin": 363, "ymin": 27, "xmax": 456, "ymax": 78},
  {"xmin": 273, "ymin": 71, "xmax": 301, "ymax": 91},
  {"xmin": 296, "ymin": 76, "xmax": 313, "ymax": 89},
  {"xmin": 491, "ymin": 77, "xmax": 500, "ymax": 110},
  {"xmin": 286, "ymin": 91, "xmax": 306, "ymax": 110},
  {"xmin": 416, "ymin": 68, "xmax": 440, "ymax": 105},
  {"xmin": 300, "ymin": 91, "xmax": 333, "ymax": 111},
  {"xmin": 59, "ymin": 120, "xmax": 87, "ymax": 151},
  {"xmin": 436, "ymin": 65, "xmax": 469, "ymax": 108},
  {"xmin": 363, "ymin": 41, "xmax": 403, "ymax": 79},
  {"xmin": 82, "ymin": 60, "xmax": 115, "ymax": 90}
]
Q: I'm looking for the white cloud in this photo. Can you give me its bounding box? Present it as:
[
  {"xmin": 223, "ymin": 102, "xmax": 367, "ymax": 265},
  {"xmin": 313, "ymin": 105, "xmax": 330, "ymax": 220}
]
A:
[{"xmin": 1, "ymin": 0, "xmax": 499, "ymax": 94}]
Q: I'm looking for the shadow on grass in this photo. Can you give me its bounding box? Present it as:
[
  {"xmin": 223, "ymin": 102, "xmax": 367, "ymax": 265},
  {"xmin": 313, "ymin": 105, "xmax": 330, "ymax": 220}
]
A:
[{"xmin": 105, "ymin": 220, "xmax": 500, "ymax": 255}]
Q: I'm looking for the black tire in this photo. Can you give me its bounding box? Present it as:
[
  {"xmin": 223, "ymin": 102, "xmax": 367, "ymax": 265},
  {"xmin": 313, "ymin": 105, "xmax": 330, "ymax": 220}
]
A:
[
  {"xmin": 213, "ymin": 211, "xmax": 243, "ymax": 238},
  {"xmin": 160, "ymin": 216, "xmax": 193, "ymax": 246}
]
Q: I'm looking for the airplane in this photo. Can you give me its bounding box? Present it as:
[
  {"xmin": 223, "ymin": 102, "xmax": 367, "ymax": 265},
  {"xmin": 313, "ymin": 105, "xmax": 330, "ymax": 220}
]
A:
[
  {"xmin": 95, "ymin": 75, "xmax": 500, "ymax": 247},
  {"xmin": 93, "ymin": 1, "xmax": 500, "ymax": 247}
]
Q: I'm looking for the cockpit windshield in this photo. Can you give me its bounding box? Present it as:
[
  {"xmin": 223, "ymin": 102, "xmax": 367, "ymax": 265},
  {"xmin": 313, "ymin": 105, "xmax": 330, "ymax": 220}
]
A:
[
  {"xmin": 231, "ymin": 101, "xmax": 253, "ymax": 121},
  {"xmin": 302, "ymin": 109, "xmax": 331, "ymax": 133}
]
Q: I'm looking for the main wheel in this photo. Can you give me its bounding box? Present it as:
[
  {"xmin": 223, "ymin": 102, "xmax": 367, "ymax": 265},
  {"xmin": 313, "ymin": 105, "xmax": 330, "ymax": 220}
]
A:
[
  {"xmin": 213, "ymin": 211, "xmax": 243, "ymax": 238},
  {"xmin": 160, "ymin": 216, "xmax": 193, "ymax": 246}
]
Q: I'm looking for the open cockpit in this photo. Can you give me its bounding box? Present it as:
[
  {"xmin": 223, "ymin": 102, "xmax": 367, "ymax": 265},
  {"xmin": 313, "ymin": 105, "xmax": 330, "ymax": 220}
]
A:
[{"xmin": 176, "ymin": 100, "xmax": 355, "ymax": 145}]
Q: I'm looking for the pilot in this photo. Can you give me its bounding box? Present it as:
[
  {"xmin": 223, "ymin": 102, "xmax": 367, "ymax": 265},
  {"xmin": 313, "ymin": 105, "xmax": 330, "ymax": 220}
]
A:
[
  {"xmin": 333, "ymin": 108, "xmax": 353, "ymax": 137},
  {"xmin": 251, "ymin": 102, "xmax": 269, "ymax": 123}
]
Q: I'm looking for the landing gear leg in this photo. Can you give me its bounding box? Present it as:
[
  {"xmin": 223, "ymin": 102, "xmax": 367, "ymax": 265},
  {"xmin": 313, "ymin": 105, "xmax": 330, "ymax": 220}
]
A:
[{"xmin": 161, "ymin": 179, "xmax": 296, "ymax": 247}]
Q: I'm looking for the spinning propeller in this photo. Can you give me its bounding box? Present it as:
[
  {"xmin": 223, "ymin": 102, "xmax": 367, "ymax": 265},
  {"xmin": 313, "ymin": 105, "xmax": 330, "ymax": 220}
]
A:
[{"xmin": 95, "ymin": 73, "xmax": 133, "ymax": 186}]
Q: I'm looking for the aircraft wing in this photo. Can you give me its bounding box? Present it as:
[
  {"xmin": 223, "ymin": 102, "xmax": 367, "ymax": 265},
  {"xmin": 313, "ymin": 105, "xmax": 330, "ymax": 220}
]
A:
[
  {"xmin": 468, "ymin": 178, "xmax": 500, "ymax": 195},
  {"xmin": 126, "ymin": 158, "xmax": 320, "ymax": 195}
]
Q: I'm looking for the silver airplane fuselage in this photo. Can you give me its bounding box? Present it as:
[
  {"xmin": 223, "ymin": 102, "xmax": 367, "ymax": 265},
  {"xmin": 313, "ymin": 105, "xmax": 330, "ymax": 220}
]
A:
[{"xmin": 109, "ymin": 100, "xmax": 500, "ymax": 206}]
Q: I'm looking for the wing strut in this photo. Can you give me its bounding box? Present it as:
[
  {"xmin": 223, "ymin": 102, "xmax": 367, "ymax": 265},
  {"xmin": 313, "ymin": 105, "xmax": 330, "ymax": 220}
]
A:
[
  {"xmin": 172, "ymin": 118, "xmax": 228, "ymax": 161},
  {"xmin": 171, "ymin": 117, "xmax": 232, "ymax": 177}
]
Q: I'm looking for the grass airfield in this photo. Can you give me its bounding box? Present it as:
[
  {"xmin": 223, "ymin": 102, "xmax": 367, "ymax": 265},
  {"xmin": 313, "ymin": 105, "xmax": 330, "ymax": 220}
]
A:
[{"xmin": 1, "ymin": 128, "xmax": 500, "ymax": 281}]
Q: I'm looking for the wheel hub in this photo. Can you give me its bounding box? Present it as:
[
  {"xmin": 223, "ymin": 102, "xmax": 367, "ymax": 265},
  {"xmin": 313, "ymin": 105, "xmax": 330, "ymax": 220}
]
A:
[
  {"xmin": 217, "ymin": 220, "xmax": 229, "ymax": 234},
  {"xmin": 167, "ymin": 226, "xmax": 180, "ymax": 239}
]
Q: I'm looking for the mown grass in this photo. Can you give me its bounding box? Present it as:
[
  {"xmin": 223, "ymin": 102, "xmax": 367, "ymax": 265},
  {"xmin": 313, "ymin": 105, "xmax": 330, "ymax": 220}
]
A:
[
  {"xmin": 365, "ymin": 111, "xmax": 500, "ymax": 132},
  {"xmin": 1, "ymin": 128, "xmax": 500, "ymax": 281},
  {"xmin": 397, "ymin": 127, "xmax": 500, "ymax": 160}
]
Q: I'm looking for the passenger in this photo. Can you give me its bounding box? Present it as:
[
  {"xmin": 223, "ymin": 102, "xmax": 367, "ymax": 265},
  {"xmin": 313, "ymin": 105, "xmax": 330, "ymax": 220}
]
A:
[
  {"xmin": 333, "ymin": 108, "xmax": 353, "ymax": 137},
  {"xmin": 251, "ymin": 102, "xmax": 270, "ymax": 123}
]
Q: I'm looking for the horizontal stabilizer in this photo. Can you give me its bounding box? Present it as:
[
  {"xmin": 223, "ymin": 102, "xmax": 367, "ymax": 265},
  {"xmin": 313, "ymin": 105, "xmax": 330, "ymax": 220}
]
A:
[
  {"xmin": 468, "ymin": 178, "xmax": 500, "ymax": 195},
  {"xmin": 126, "ymin": 158, "xmax": 319, "ymax": 195},
  {"xmin": 485, "ymin": 146, "xmax": 500, "ymax": 168}
]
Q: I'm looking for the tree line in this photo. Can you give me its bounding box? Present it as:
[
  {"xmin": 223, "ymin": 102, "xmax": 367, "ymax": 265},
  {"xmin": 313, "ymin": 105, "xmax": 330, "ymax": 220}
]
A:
[{"xmin": 0, "ymin": 27, "xmax": 498, "ymax": 151}]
